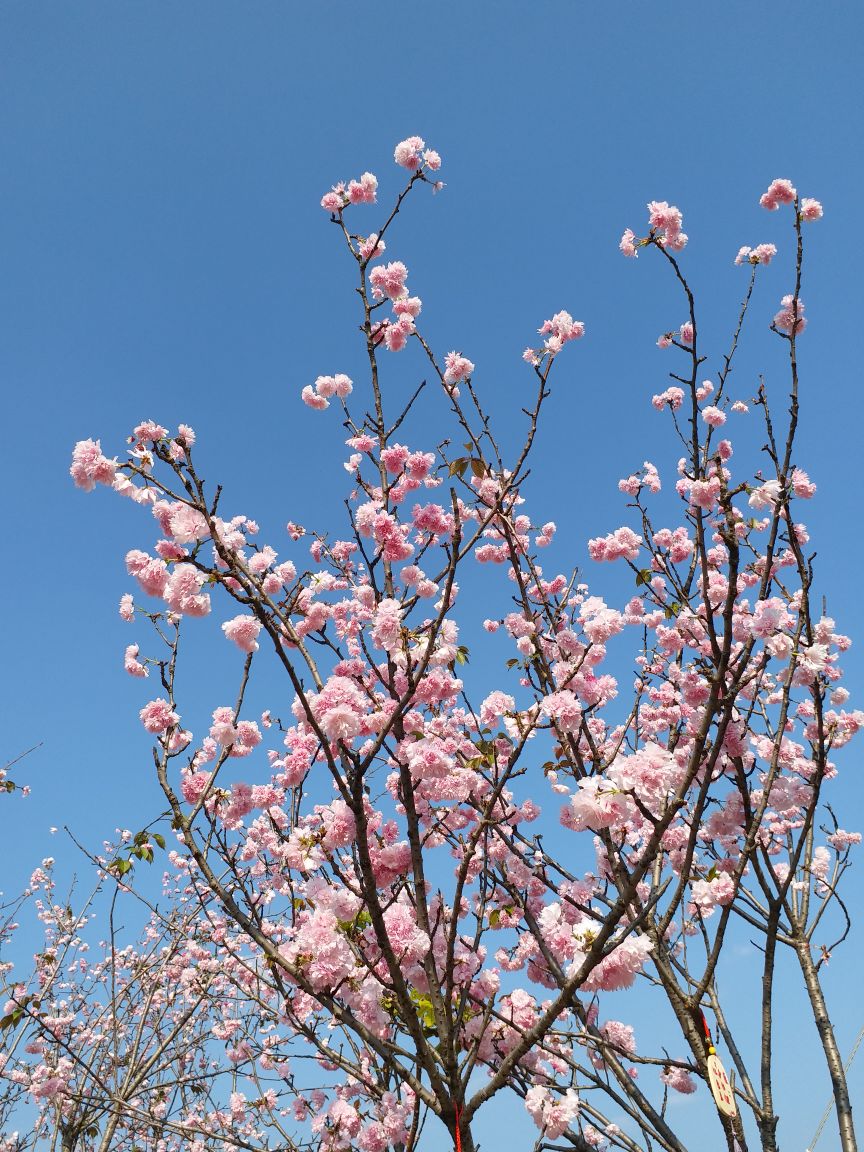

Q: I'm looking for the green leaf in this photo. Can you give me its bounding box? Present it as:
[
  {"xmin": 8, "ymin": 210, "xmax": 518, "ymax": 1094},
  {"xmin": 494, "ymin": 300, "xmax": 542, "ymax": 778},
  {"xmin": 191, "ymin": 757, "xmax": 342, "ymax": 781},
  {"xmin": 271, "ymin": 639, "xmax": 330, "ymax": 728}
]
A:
[
  {"xmin": 151, "ymin": 833, "xmax": 166, "ymax": 850},
  {"xmin": 636, "ymin": 569, "xmax": 652, "ymax": 587},
  {"xmin": 469, "ymin": 458, "xmax": 486, "ymax": 478},
  {"xmin": 489, "ymin": 909, "xmax": 501, "ymax": 929}
]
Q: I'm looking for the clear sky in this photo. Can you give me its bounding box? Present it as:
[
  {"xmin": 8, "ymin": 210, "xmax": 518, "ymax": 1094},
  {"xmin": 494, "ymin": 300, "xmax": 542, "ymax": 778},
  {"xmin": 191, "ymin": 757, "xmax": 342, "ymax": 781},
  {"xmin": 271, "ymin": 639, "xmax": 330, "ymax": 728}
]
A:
[{"xmin": 2, "ymin": 3, "xmax": 863, "ymax": 1149}]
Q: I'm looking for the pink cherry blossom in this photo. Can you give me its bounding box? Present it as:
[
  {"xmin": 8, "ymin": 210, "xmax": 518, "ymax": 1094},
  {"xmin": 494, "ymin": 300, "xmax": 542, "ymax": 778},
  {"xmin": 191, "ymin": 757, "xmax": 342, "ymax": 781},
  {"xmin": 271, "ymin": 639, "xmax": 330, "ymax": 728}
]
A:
[
  {"xmin": 369, "ymin": 261, "xmax": 409, "ymax": 301},
  {"xmin": 646, "ymin": 200, "xmax": 687, "ymax": 250},
  {"xmin": 394, "ymin": 136, "xmax": 425, "ymax": 169},
  {"xmin": 588, "ymin": 527, "xmax": 642, "ymax": 563},
  {"xmin": 348, "ymin": 172, "xmax": 379, "ymax": 205},
  {"xmin": 619, "ymin": 228, "xmax": 638, "ymax": 257},
  {"xmin": 538, "ymin": 310, "xmax": 585, "ymax": 356},
  {"xmin": 800, "ymin": 197, "xmax": 823, "ymax": 221},
  {"xmin": 760, "ymin": 178, "xmax": 796, "ymax": 210},
  {"xmin": 773, "ymin": 294, "xmax": 806, "ymax": 334},
  {"xmin": 358, "ymin": 233, "xmax": 385, "ymax": 260},
  {"xmin": 70, "ymin": 439, "xmax": 117, "ymax": 491},
  {"xmin": 139, "ymin": 697, "xmax": 179, "ymax": 734},
  {"xmin": 222, "ymin": 614, "xmax": 262, "ymax": 653},
  {"xmin": 652, "ymin": 386, "xmax": 685, "ymax": 410},
  {"xmin": 735, "ymin": 242, "xmax": 777, "ymax": 265},
  {"xmin": 132, "ymin": 420, "xmax": 167, "ymax": 443},
  {"xmin": 660, "ymin": 1066, "xmax": 697, "ymax": 1094},
  {"xmin": 702, "ymin": 405, "xmax": 726, "ymax": 427},
  {"xmin": 164, "ymin": 563, "xmax": 211, "ymax": 616},
  {"xmin": 124, "ymin": 644, "xmax": 148, "ymax": 678},
  {"xmin": 443, "ymin": 351, "xmax": 475, "ymax": 385}
]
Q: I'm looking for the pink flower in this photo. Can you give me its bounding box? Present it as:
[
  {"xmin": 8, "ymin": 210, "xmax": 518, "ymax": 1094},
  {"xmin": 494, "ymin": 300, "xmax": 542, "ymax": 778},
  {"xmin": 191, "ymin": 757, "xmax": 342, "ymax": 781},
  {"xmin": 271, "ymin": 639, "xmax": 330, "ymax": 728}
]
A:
[
  {"xmin": 647, "ymin": 200, "xmax": 687, "ymax": 250},
  {"xmin": 800, "ymin": 197, "xmax": 823, "ymax": 221},
  {"xmin": 139, "ymin": 697, "xmax": 179, "ymax": 734},
  {"xmin": 588, "ymin": 527, "xmax": 642, "ymax": 563},
  {"xmin": 600, "ymin": 1019, "xmax": 637, "ymax": 1057},
  {"xmin": 792, "ymin": 467, "xmax": 816, "ymax": 498},
  {"xmin": 347, "ymin": 172, "xmax": 378, "ymax": 205},
  {"xmin": 309, "ymin": 676, "xmax": 367, "ymax": 743},
  {"xmin": 370, "ymin": 598, "xmax": 403, "ymax": 653},
  {"xmin": 222, "ymin": 614, "xmax": 262, "ymax": 653},
  {"xmin": 132, "ymin": 420, "xmax": 167, "ymax": 443},
  {"xmin": 285, "ymin": 908, "xmax": 355, "ymax": 991},
  {"xmin": 689, "ymin": 477, "xmax": 721, "ymax": 510},
  {"xmin": 773, "ymin": 294, "xmax": 806, "ymax": 334},
  {"xmin": 316, "ymin": 374, "xmax": 353, "ymax": 398},
  {"xmin": 443, "ymin": 351, "xmax": 475, "ymax": 385},
  {"xmin": 689, "ymin": 872, "xmax": 735, "ymax": 916},
  {"xmin": 392, "ymin": 295, "xmax": 422, "ymax": 319},
  {"xmin": 303, "ymin": 374, "xmax": 353, "ymax": 409},
  {"xmin": 735, "ymin": 243, "xmax": 777, "ymax": 266},
  {"xmin": 369, "ymin": 261, "xmax": 409, "ymax": 301},
  {"xmin": 321, "ymin": 172, "xmax": 378, "ymax": 211},
  {"xmin": 302, "ymin": 385, "xmax": 329, "ymax": 410},
  {"xmin": 168, "ymin": 504, "xmax": 210, "ymax": 544},
  {"xmin": 70, "ymin": 439, "xmax": 117, "ymax": 491},
  {"xmin": 582, "ymin": 934, "xmax": 653, "ymax": 991},
  {"xmin": 760, "ymin": 178, "xmax": 796, "ymax": 211},
  {"xmin": 538, "ymin": 310, "xmax": 585, "ymax": 355},
  {"xmin": 652, "ymin": 386, "xmax": 684, "ymax": 411},
  {"xmin": 119, "ymin": 593, "xmax": 135, "ymax": 621},
  {"xmin": 384, "ymin": 315, "xmax": 414, "ymax": 351},
  {"xmin": 422, "ymin": 148, "xmax": 442, "ymax": 170},
  {"xmin": 479, "ymin": 690, "xmax": 515, "ymax": 727},
  {"xmin": 164, "ymin": 563, "xmax": 211, "ymax": 617},
  {"xmin": 541, "ymin": 689, "xmax": 583, "ymax": 734},
  {"xmin": 702, "ymin": 406, "xmax": 726, "ymax": 427},
  {"xmin": 383, "ymin": 903, "xmax": 430, "ymax": 962},
  {"xmin": 321, "ymin": 189, "xmax": 343, "ymax": 212},
  {"xmin": 660, "ymin": 1066, "xmax": 697, "ymax": 1094},
  {"xmin": 679, "ymin": 321, "xmax": 694, "ymax": 344},
  {"xmin": 394, "ymin": 136, "xmax": 425, "ymax": 169},
  {"xmin": 524, "ymin": 1086, "xmax": 580, "ymax": 1140},
  {"xmin": 126, "ymin": 550, "xmax": 169, "ymax": 597},
  {"xmin": 828, "ymin": 829, "xmax": 862, "ymax": 850},
  {"xmin": 358, "ymin": 233, "xmax": 385, "ymax": 260},
  {"xmin": 619, "ymin": 228, "xmax": 638, "ymax": 257},
  {"xmin": 124, "ymin": 644, "xmax": 148, "ymax": 678}
]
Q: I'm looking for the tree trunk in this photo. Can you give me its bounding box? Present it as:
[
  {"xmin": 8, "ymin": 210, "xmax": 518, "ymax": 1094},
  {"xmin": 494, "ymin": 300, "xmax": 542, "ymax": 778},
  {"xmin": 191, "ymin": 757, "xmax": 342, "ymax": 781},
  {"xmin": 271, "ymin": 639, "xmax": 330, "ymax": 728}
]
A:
[{"xmin": 796, "ymin": 941, "xmax": 857, "ymax": 1152}]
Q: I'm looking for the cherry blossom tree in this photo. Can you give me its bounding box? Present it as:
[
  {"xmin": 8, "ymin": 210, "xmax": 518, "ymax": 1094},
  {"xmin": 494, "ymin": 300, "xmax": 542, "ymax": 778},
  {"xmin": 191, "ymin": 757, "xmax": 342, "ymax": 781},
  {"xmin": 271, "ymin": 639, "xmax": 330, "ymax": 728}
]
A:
[
  {"xmin": 7, "ymin": 139, "xmax": 858, "ymax": 1151},
  {"xmin": 1, "ymin": 852, "xmax": 335, "ymax": 1152}
]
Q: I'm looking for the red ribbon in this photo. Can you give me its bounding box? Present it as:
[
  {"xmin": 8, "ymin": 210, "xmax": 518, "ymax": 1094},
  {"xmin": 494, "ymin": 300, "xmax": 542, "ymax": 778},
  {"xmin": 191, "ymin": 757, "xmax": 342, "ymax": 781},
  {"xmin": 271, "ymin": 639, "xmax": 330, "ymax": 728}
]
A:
[
  {"xmin": 455, "ymin": 1104, "xmax": 462, "ymax": 1152},
  {"xmin": 699, "ymin": 1008, "xmax": 714, "ymax": 1051}
]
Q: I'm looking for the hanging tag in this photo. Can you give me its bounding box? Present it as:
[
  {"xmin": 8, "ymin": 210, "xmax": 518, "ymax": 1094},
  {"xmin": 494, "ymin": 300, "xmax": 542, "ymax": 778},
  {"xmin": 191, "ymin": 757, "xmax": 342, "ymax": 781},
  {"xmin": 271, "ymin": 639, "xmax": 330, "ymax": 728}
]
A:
[
  {"xmin": 698, "ymin": 1008, "xmax": 737, "ymax": 1117},
  {"xmin": 707, "ymin": 1050, "xmax": 737, "ymax": 1117}
]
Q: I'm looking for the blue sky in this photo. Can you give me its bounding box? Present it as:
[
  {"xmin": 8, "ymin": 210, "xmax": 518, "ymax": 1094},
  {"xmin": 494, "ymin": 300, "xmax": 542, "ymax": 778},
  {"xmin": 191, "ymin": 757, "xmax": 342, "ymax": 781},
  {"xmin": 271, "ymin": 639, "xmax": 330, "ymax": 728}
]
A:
[{"xmin": 2, "ymin": 2, "xmax": 864, "ymax": 1148}]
